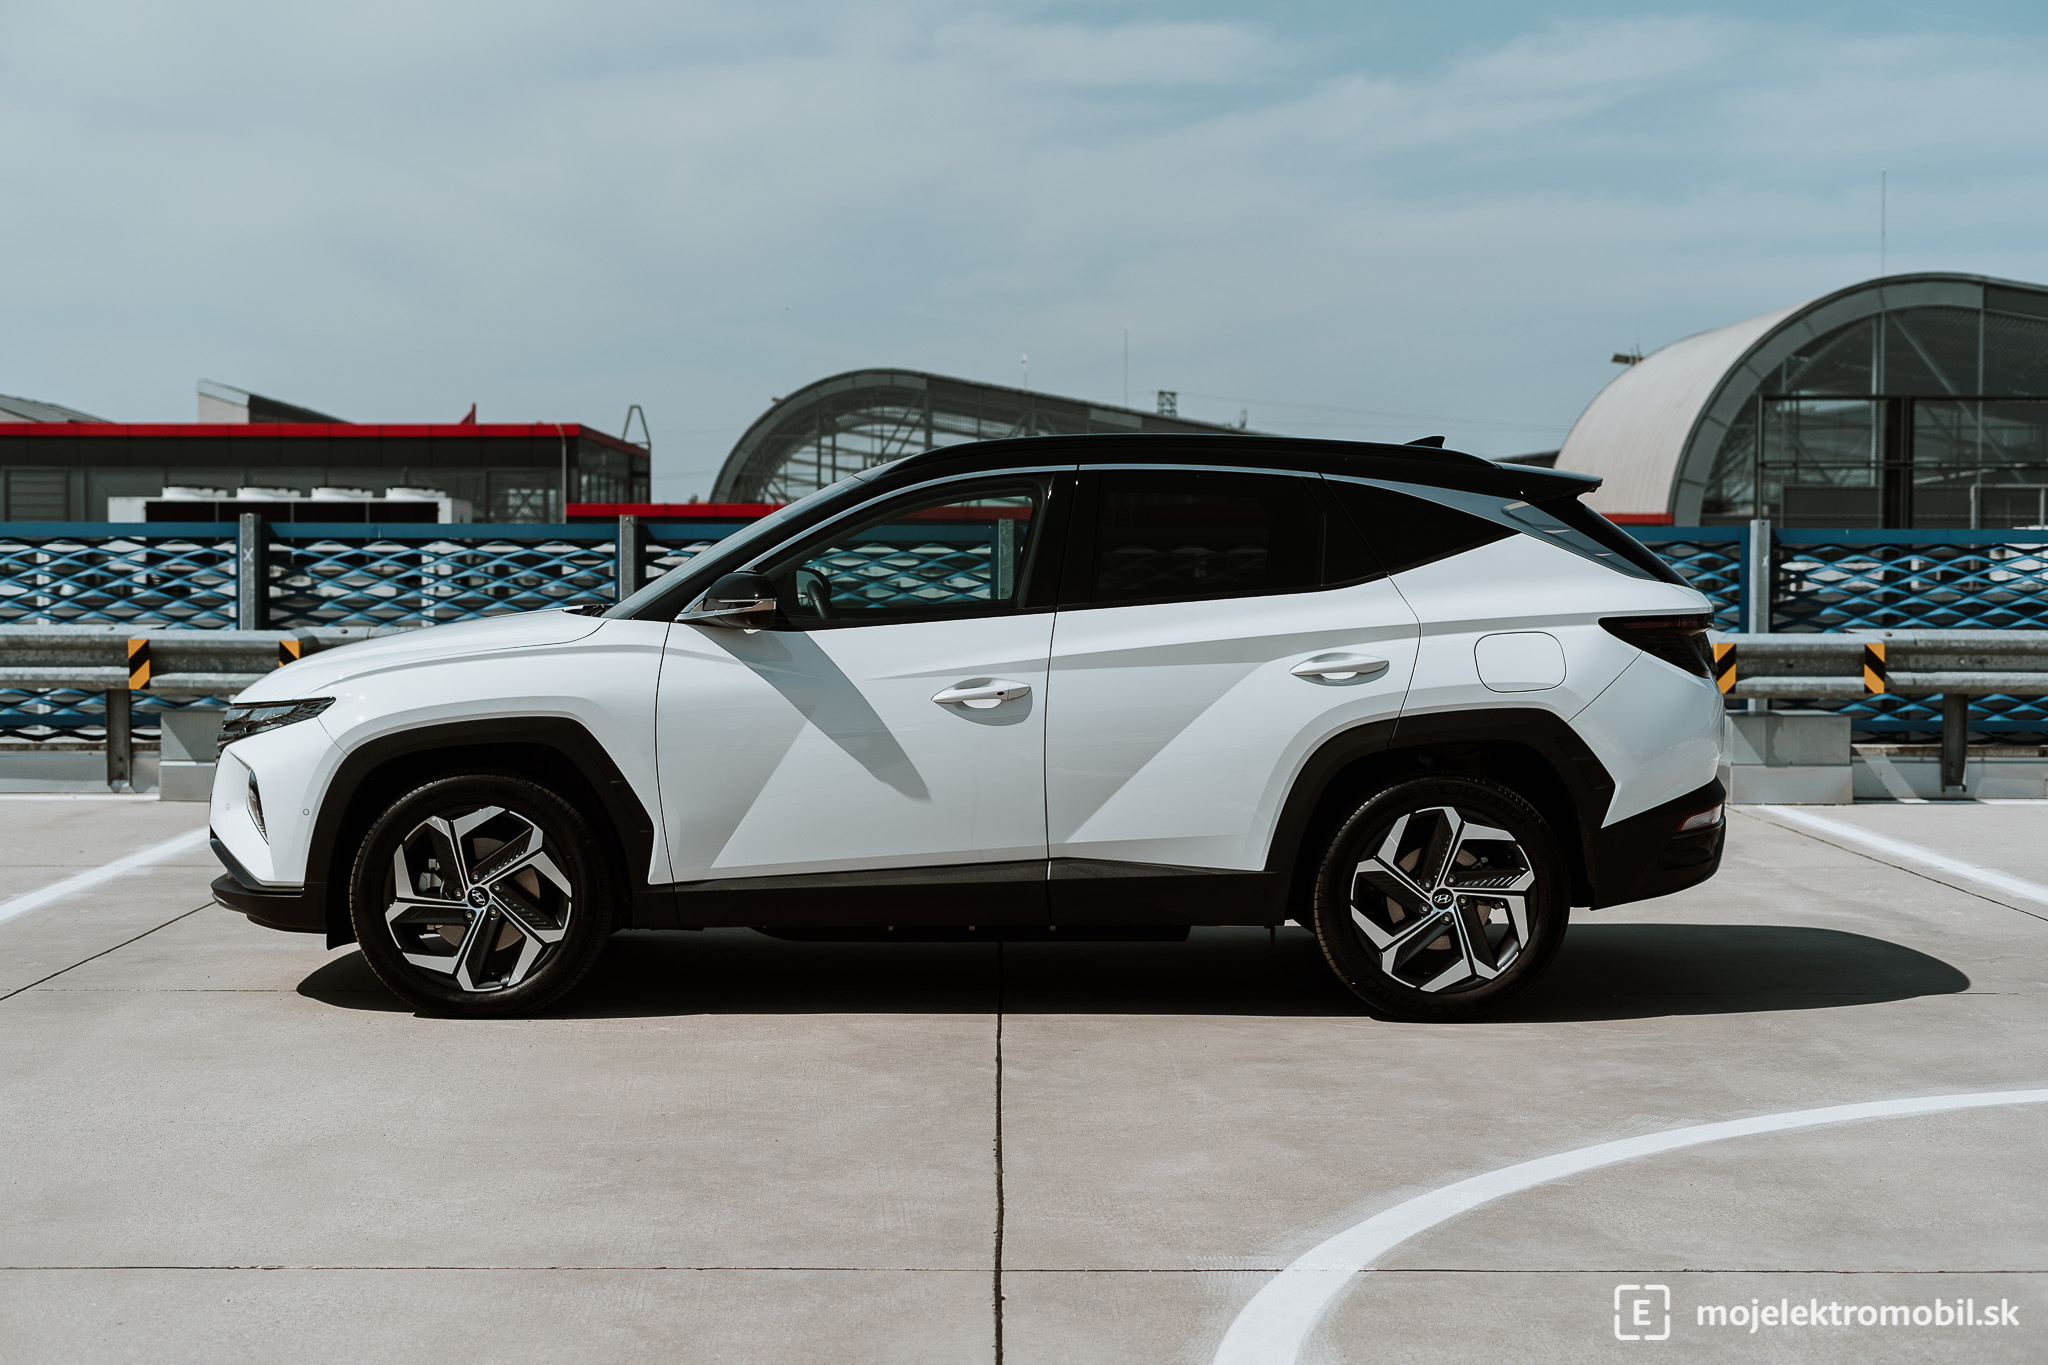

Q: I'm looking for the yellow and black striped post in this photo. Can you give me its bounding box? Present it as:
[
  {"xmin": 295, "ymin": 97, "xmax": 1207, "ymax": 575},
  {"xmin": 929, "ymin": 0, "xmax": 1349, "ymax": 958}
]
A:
[
  {"xmin": 278, "ymin": 638, "xmax": 303, "ymax": 668},
  {"xmin": 1862, "ymin": 642, "xmax": 1889, "ymax": 694},
  {"xmin": 126, "ymin": 637, "xmax": 152, "ymax": 690},
  {"xmin": 1712, "ymin": 641, "xmax": 1738, "ymax": 695}
]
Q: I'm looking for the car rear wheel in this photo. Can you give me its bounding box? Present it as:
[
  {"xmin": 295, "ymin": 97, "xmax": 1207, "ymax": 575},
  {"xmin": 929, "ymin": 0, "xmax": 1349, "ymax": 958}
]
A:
[
  {"xmin": 348, "ymin": 774, "xmax": 615, "ymax": 1017},
  {"xmin": 1310, "ymin": 775, "xmax": 1568, "ymax": 1021}
]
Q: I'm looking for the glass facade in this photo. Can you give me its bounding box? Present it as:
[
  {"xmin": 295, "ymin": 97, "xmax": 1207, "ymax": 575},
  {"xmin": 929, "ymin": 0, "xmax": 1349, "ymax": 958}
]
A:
[
  {"xmin": 1702, "ymin": 293, "xmax": 2048, "ymax": 526},
  {"xmin": 713, "ymin": 370, "xmax": 1243, "ymax": 503}
]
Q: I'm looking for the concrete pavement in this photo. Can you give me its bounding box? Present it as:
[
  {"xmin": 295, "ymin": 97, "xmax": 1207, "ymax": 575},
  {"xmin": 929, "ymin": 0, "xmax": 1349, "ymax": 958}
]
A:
[{"xmin": 0, "ymin": 798, "xmax": 2042, "ymax": 1362}]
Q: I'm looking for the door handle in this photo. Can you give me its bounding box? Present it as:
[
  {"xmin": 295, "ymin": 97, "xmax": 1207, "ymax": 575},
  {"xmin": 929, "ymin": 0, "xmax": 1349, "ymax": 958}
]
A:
[
  {"xmin": 932, "ymin": 678, "xmax": 1032, "ymax": 710},
  {"xmin": 1290, "ymin": 653, "xmax": 1390, "ymax": 682}
]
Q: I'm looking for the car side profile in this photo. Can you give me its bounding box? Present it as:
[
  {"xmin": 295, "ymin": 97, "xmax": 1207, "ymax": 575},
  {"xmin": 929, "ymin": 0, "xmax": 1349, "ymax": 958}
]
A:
[{"xmin": 209, "ymin": 434, "xmax": 1727, "ymax": 1020}]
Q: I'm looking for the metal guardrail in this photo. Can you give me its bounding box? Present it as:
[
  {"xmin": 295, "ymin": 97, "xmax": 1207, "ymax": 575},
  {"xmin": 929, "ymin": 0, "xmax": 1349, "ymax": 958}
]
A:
[
  {"xmin": 0, "ymin": 624, "xmax": 404, "ymax": 789},
  {"xmin": 1711, "ymin": 630, "xmax": 2048, "ymax": 788}
]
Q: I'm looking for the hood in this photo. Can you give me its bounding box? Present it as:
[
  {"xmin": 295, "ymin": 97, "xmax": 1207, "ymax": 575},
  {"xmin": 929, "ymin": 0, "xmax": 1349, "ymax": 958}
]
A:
[{"xmin": 232, "ymin": 610, "xmax": 608, "ymax": 703}]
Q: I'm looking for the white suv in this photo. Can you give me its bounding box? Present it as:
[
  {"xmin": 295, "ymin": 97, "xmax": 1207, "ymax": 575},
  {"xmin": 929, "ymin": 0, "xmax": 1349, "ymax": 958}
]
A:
[{"xmin": 209, "ymin": 435, "xmax": 1726, "ymax": 1020}]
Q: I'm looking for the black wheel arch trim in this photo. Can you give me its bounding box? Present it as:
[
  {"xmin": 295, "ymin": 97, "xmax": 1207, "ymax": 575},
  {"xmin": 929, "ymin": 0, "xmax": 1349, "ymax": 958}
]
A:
[
  {"xmin": 303, "ymin": 716, "xmax": 670, "ymax": 947},
  {"xmin": 1262, "ymin": 708, "xmax": 1717, "ymax": 917}
]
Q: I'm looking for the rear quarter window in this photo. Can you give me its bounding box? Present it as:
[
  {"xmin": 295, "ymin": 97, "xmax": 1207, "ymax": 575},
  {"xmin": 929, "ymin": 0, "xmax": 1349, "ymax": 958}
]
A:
[{"xmin": 1323, "ymin": 479, "xmax": 1514, "ymax": 575}]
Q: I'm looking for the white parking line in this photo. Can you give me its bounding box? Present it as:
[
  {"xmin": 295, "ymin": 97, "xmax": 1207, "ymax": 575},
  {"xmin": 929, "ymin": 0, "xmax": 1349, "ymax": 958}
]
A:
[
  {"xmin": 1212, "ymin": 1088, "xmax": 2048, "ymax": 1365},
  {"xmin": 1759, "ymin": 804, "xmax": 2048, "ymax": 911},
  {"xmin": 0, "ymin": 826, "xmax": 210, "ymax": 926}
]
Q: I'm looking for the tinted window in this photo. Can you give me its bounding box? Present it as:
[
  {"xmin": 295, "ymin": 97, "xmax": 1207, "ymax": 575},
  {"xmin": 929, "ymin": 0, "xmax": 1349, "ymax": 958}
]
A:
[
  {"xmin": 1085, "ymin": 471, "xmax": 1322, "ymax": 606},
  {"xmin": 1323, "ymin": 479, "xmax": 1513, "ymax": 575},
  {"xmin": 609, "ymin": 469, "xmax": 877, "ymax": 620},
  {"xmin": 1533, "ymin": 496, "xmax": 1690, "ymax": 585},
  {"xmin": 758, "ymin": 478, "xmax": 1045, "ymax": 627}
]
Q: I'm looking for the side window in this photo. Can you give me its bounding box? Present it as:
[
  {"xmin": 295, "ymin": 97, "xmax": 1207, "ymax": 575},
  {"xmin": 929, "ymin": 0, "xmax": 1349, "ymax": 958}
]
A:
[
  {"xmin": 756, "ymin": 478, "xmax": 1046, "ymax": 628},
  {"xmin": 1082, "ymin": 470, "xmax": 1323, "ymax": 606},
  {"xmin": 1323, "ymin": 479, "xmax": 1513, "ymax": 575}
]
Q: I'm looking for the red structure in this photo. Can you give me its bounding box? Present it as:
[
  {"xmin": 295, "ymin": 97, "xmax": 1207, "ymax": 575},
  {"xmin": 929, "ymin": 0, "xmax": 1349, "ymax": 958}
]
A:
[
  {"xmin": 567, "ymin": 502, "xmax": 780, "ymax": 524},
  {"xmin": 0, "ymin": 421, "xmax": 649, "ymax": 523}
]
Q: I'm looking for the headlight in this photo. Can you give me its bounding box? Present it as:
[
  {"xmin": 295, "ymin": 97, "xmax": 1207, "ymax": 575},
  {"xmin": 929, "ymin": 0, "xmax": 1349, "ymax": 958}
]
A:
[
  {"xmin": 220, "ymin": 697, "xmax": 335, "ymax": 747},
  {"xmin": 246, "ymin": 767, "xmax": 267, "ymax": 841}
]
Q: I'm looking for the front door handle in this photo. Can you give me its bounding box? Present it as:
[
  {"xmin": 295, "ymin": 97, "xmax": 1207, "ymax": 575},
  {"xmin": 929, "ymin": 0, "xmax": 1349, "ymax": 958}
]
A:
[
  {"xmin": 932, "ymin": 678, "xmax": 1032, "ymax": 710},
  {"xmin": 1290, "ymin": 653, "xmax": 1390, "ymax": 682}
]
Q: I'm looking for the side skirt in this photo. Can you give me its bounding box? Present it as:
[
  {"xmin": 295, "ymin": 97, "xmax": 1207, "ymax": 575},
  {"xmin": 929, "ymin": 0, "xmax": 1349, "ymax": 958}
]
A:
[{"xmin": 663, "ymin": 858, "xmax": 1284, "ymax": 929}]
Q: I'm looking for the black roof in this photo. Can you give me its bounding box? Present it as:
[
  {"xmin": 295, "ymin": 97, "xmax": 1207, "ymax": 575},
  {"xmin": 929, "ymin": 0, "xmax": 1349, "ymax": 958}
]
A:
[{"xmin": 864, "ymin": 433, "xmax": 1600, "ymax": 502}]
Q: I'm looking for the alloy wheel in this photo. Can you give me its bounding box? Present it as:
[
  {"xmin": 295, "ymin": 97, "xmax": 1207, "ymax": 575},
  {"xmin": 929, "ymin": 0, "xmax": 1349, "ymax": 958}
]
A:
[
  {"xmin": 1348, "ymin": 804, "xmax": 1536, "ymax": 994},
  {"xmin": 383, "ymin": 804, "xmax": 574, "ymax": 993}
]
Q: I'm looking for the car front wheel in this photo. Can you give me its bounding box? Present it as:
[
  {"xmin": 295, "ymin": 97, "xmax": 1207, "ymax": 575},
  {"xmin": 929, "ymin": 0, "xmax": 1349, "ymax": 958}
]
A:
[
  {"xmin": 1310, "ymin": 775, "xmax": 1568, "ymax": 1021},
  {"xmin": 348, "ymin": 774, "xmax": 615, "ymax": 1017}
]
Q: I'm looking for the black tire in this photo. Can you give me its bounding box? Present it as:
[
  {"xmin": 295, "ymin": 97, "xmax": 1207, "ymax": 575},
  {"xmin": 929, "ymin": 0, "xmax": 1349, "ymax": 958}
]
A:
[
  {"xmin": 1310, "ymin": 775, "xmax": 1568, "ymax": 1021},
  {"xmin": 348, "ymin": 774, "xmax": 617, "ymax": 1017}
]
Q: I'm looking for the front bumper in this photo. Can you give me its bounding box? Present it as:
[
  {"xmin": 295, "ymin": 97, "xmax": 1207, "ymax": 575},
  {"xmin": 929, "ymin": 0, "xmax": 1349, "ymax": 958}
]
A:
[{"xmin": 210, "ymin": 835, "xmax": 325, "ymax": 934}]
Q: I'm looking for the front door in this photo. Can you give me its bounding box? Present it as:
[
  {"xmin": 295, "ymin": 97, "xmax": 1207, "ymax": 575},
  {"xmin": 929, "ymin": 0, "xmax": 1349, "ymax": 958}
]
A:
[{"xmin": 653, "ymin": 474, "xmax": 1058, "ymax": 924}]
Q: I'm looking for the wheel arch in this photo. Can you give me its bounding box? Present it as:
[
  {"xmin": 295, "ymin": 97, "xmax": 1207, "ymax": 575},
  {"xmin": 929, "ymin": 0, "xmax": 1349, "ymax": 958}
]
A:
[
  {"xmin": 1267, "ymin": 709, "xmax": 1615, "ymax": 918},
  {"xmin": 309, "ymin": 717, "xmax": 668, "ymax": 948}
]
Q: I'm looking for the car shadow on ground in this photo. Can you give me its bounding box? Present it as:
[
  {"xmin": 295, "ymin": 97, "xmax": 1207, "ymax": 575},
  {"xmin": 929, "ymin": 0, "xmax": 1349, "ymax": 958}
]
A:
[{"xmin": 296, "ymin": 922, "xmax": 1968, "ymax": 1021}]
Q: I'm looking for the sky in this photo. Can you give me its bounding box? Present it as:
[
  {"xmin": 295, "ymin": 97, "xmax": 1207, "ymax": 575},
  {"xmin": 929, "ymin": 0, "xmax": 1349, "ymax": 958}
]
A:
[{"xmin": 5, "ymin": 0, "xmax": 2048, "ymax": 498}]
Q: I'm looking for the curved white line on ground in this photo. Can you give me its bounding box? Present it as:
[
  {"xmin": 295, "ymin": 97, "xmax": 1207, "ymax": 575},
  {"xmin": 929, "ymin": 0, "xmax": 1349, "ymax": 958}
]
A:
[
  {"xmin": 1760, "ymin": 804, "xmax": 2048, "ymax": 910},
  {"xmin": 0, "ymin": 826, "xmax": 209, "ymax": 926},
  {"xmin": 1213, "ymin": 1089, "xmax": 2048, "ymax": 1365}
]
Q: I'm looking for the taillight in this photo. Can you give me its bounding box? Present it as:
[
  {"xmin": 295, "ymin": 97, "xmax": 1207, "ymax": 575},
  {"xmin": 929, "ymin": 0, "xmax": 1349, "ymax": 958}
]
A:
[{"xmin": 1601, "ymin": 614, "xmax": 1712, "ymax": 677}]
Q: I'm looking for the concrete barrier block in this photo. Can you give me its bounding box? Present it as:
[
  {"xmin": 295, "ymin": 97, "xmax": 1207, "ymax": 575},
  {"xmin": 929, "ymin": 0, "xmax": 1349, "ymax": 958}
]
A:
[
  {"xmin": 158, "ymin": 759, "xmax": 216, "ymax": 802},
  {"xmin": 1852, "ymin": 751, "xmax": 2048, "ymax": 801},
  {"xmin": 0, "ymin": 751, "xmax": 158, "ymax": 793},
  {"xmin": 160, "ymin": 711, "xmax": 224, "ymax": 763},
  {"xmin": 1727, "ymin": 764, "xmax": 1854, "ymax": 805},
  {"xmin": 1726, "ymin": 712, "xmax": 1852, "ymax": 767}
]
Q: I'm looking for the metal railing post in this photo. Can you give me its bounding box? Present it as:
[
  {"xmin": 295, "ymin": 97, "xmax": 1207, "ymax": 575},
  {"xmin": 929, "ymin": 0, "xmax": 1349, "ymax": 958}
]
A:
[
  {"xmin": 236, "ymin": 512, "xmax": 266, "ymax": 630},
  {"xmin": 1745, "ymin": 518, "xmax": 1773, "ymax": 634},
  {"xmin": 615, "ymin": 514, "xmax": 642, "ymax": 601},
  {"xmin": 1941, "ymin": 691, "xmax": 1970, "ymax": 793},
  {"xmin": 104, "ymin": 687, "xmax": 133, "ymax": 791},
  {"xmin": 1745, "ymin": 518, "xmax": 1772, "ymax": 712}
]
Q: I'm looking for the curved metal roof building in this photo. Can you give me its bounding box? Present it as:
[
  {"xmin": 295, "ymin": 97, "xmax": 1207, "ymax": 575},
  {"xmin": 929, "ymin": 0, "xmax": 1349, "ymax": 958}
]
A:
[
  {"xmin": 1561, "ymin": 273, "xmax": 2048, "ymax": 527},
  {"xmin": 711, "ymin": 368, "xmax": 1242, "ymax": 503}
]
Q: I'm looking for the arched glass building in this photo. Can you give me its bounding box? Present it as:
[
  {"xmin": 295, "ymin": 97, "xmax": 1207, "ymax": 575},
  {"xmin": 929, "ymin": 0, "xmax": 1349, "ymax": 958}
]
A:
[
  {"xmin": 1562, "ymin": 273, "xmax": 2048, "ymax": 527},
  {"xmin": 711, "ymin": 369, "xmax": 1240, "ymax": 503}
]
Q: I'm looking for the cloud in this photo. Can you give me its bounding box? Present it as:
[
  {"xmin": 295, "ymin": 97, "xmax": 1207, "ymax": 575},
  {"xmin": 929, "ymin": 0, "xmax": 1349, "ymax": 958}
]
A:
[{"xmin": 2, "ymin": 4, "xmax": 2046, "ymax": 494}]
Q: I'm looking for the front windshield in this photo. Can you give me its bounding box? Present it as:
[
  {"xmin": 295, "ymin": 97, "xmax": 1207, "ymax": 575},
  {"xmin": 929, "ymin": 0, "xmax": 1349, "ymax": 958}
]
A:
[{"xmin": 603, "ymin": 469, "xmax": 878, "ymax": 620}]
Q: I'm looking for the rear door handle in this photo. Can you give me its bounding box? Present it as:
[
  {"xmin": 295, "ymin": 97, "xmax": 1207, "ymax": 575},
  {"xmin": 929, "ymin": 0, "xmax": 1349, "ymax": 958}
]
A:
[
  {"xmin": 932, "ymin": 678, "xmax": 1032, "ymax": 710},
  {"xmin": 1290, "ymin": 653, "xmax": 1390, "ymax": 682}
]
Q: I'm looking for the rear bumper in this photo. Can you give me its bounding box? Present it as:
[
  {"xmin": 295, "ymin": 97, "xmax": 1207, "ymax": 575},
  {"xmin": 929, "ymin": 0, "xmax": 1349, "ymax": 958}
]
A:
[
  {"xmin": 1584, "ymin": 778, "xmax": 1726, "ymax": 909},
  {"xmin": 210, "ymin": 835, "xmax": 325, "ymax": 934}
]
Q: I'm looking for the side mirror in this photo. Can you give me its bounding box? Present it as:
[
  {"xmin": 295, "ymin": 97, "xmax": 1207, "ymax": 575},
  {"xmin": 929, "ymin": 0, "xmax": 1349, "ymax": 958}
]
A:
[{"xmin": 678, "ymin": 571, "xmax": 777, "ymax": 627}]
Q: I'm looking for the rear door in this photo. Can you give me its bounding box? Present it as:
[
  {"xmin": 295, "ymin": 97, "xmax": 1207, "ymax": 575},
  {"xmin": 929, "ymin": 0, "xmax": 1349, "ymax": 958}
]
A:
[{"xmin": 1043, "ymin": 467, "xmax": 1419, "ymax": 921}]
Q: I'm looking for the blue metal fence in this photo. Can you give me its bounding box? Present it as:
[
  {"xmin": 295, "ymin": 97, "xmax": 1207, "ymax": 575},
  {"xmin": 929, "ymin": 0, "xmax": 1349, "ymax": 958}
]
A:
[
  {"xmin": 268, "ymin": 524, "xmax": 622, "ymax": 627},
  {"xmin": 1630, "ymin": 528, "xmax": 1747, "ymax": 631},
  {"xmin": 6, "ymin": 517, "xmax": 2048, "ymax": 745},
  {"xmin": 1773, "ymin": 531, "xmax": 2048, "ymax": 632},
  {"xmin": 0, "ymin": 523, "xmax": 238, "ymax": 628}
]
